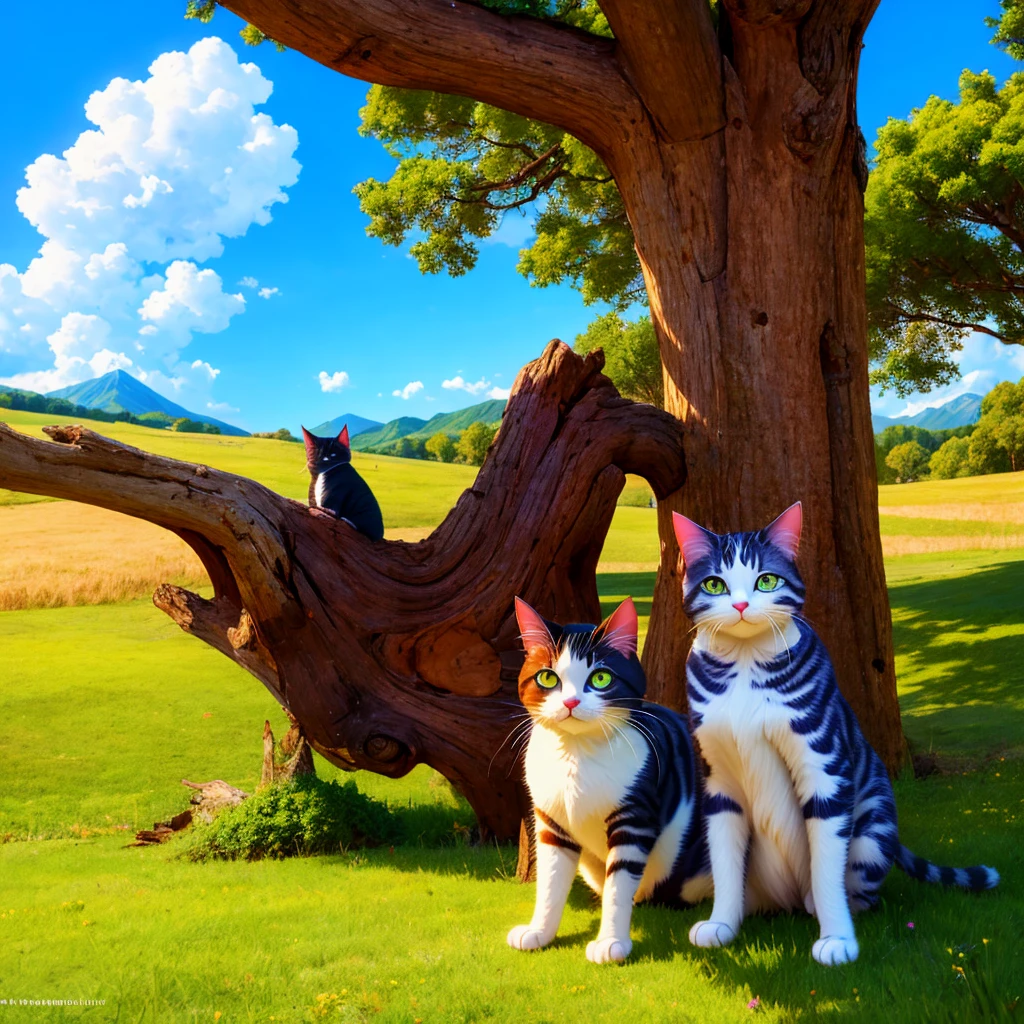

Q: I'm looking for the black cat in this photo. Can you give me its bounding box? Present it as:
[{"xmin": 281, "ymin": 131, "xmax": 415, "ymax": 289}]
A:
[{"xmin": 301, "ymin": 425, "xmax": 385, "ymax": 542}]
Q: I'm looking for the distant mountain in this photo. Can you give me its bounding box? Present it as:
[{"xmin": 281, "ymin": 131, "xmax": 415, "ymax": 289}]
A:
[
  {"xmin": 350, "ymin": 398, "xmax": 507, "ymax": 452},
  {"xmin": 47, "ymin": 370, "xmax": 249, "ymax": 437},
  {"xmin": 308, "ymin": 412, "xmax": 383, "ymax": 438},
  {"xmin": 872, "ymin": 393, "xmax": 982, "ymax": 434}
]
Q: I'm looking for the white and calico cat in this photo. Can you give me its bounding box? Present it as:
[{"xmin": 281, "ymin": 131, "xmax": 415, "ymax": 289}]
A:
[
  {"xmin": 507, "ymin": 596, "xmax": 712, "ymax": 964},
  {"xmin": 675, "ymin": 502, "xmax": 999, "ymax": 965}
]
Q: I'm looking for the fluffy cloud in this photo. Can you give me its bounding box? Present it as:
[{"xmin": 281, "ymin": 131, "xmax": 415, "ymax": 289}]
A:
[
  {"xmin": 487, "ymin": 385, "xmax": 511, "ymax": 400},
  {"xmin": 442, "ymin": 374, "xmax": 490, "ymax": 396},
  {"xmin": 393, "ymin": 380, "xmax": 424, "ymax": 400},
  {"xmin": 318, "ymin": 370, "xmax": 350, "ymax": 393},
  {"xmin": 258, "ymin": 286, "xmax": 279, "ymax": 299},
  {"xmin": 0, "ymin": 36, "xmax": 300, "ymax": 412}
]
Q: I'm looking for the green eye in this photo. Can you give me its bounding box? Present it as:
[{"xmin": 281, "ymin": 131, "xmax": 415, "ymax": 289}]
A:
[
  {"xmin": 535, "ymin": 669, "xmax": 559, "ymax": 690},
  {"xmin": 701, "ymin": 576, "xmax": 728, "ymax": 595},
  {"xmin": 756, "ymin": 573, "xmax": 783, "ymax": 592},
  {"xmin": 588, "ymin": 669, "xmax": 613, "ymax": 690}
]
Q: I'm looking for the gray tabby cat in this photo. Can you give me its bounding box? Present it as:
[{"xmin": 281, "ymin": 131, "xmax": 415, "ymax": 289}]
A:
[{"xmin": 675, "ymin": 503, "xmax": 998, "ymax": 965}]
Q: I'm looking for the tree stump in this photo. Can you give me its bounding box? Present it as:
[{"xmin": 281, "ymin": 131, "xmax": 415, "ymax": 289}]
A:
[{"xmin": 0, "ymin": 341, "xmax": 686, "ymax": 840}]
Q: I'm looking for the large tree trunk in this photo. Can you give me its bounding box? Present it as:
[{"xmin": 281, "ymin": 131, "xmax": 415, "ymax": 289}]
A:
[
  {"xmin": 0, "ymin": 343, "xmax": 686, "ymax": 840},
  {"xmin": 213, "ymin": 0, "xmax": 905, "ymax": 772},
  {"xmin": 616, "ymin": 10, "xmax": 905, "ymax": 770}
]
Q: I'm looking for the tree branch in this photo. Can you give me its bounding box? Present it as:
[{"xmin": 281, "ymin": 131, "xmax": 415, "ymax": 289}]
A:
[
  {"xmin": 217, "ymin": 0, "xmax": 643, "ymax": 157},
  {"xmin": 599, "ymin": 0, "xmax": 724, "ymax": 141},
  {"xmin": 888, "ymin": 305, "xmax": 1015, "ymax": 343}
]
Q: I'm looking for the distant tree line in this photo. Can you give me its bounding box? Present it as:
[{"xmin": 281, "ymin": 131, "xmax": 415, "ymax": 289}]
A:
[
  {"xmin": 362, "ymin": 421, "xmax": 499, "ymax": 466},
  {"xmin": 876, "ymin": 378, "xmax": 1024, "ymax": 483},
  {"xmin": 0, "ymin": 388, "xmax": 220, "ymax": 435},
  {"xmin": 253, "ymin": 428, "xmax": 300, "ymax": 442}
]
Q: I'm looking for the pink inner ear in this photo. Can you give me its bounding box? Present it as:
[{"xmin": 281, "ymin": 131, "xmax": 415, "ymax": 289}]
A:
[
  {"xmin": 301, "ymin": 426, "xmax": 316, "ymax": 460},
  {"xmin": 338, "ymin": 425, "xmax": 350, "ymax": 447},
  {"xmin": 765, "ymin": 501, "xmax": 803, "ymax": 557},
  {"xmin": 514, "ymin": 597, "xmax": 554, "ymax": 653},
  {"xmin": 672, "ymin": 511, "xmax": 714, "ymax": 567},
  {"xmin": 601, "ymin": 597, "xmax": 638, "ymax": 658}
]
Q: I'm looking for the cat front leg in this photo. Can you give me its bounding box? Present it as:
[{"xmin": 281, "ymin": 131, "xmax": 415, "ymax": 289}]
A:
[
  {"xmin": 803, "ymin": 787, "xmax": 858, "ymax": 965},
  {"xmin": 507, "ymin": 812, "xmax": 580, "ymax": 952},
  {"xmin": 587, "ymin": 815, "xmax": 658, "ymax": 963},
  {"xmin": 689, "ymin": 787, "xmax": 748, "ymax": 949}
]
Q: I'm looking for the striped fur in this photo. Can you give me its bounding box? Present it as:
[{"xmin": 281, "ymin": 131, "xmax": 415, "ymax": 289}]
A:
[
  {"xmin": 507, "ymin": 597, "xmax": 712, "ymax": 964},
  {"xmin": 674, "ymin": 504, "xmax": 999, "ymax": 966}
]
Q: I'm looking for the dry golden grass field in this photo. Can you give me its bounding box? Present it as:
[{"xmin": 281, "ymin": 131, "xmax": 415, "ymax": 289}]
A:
[{"xmin": 3, "ymin": 409, "xmax": 1024, "ymax": 609}]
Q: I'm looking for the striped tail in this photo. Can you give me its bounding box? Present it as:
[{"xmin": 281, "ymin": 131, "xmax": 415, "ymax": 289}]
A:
[{"xmin": 895, "ymin": 844, "xmax": 999, "ymax": 891}]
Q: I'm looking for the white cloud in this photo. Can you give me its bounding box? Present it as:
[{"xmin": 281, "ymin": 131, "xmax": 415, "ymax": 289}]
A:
[
  {"xmin": 0, "ymin": 36, "xmax": 299, "ymax": 412},
  {"xmin": 442, "ymin": 374, "xmax": 490, "ymax": 395},
  {"xmin": 872, "ymin": 331, "xmax": 1024, "ymax": 419},
  {"xmin": 238, "ymin": 276, "xmax": 259, "ymax": 289},
  {"xmin": 318, "ymin": 370, "xmax": 350, "ymax": 393},
  {"xmin": 487, "ymin": 385, "xmax": 511, "ymax": 400},
  {"xmin": 258, "ymin": 286, "xmax": 278, "ymax": 299},
  {"xmin": 393, "ymin": 380, "xmax": 424, "ymax": 400},
  {"xmin": 207, "ymin": 400, "xmax": 239, "ymax": 414}
]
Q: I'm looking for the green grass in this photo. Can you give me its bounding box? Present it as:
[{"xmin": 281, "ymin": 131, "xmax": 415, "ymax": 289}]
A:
[
  {"xmin": 1, "ymin": 554, "xmax": 1022, "ymax": 1021},
  {"xmin": 2, "ymin": 411, "xmax": 1022, "ymax": 1021}
]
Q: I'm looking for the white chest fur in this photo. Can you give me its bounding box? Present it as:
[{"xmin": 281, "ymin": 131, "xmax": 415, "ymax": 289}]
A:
[
  {"xmin": 524, "ymin": 724, "xmax": 644, "ymax": 859},
  {"xmin": 695, "ymin": 657, "xmax": 811, "ymax": 911},
  {"xmin": 314, "ymin": 473, "xmax": 326, "ymax": 508}
]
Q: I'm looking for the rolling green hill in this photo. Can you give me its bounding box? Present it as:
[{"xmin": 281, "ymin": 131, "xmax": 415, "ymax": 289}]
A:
[{"xmin": 351, "ymin": 398, "xmax": 506, "ymax": 453}]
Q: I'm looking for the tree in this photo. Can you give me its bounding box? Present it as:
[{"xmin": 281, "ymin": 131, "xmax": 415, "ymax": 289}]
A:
[
  {"xmin": 574, "ymin": 313, "xmax": 663, "ymax": 407},
  {"xmin": 425, "ymin": 431, "xmax": 457, "ymax": 462},
  {"xmin": 865, "ymin": 4, "xmax": 1024, "ymax": 397},
  {"xmin": 78, "ymin": 0, "xmax": 905, "ymax": 773},
  {"xmin": 885, "ymin": 441, "xmax": 930, "ymax": 483},
  {"xmin": 929, "ymin": 436, "xmax": 972, "ymax": 480},
  {"xmin": 456, "ymin": 422, "xmax": 498, "ymax": 466},
  {"xmin": 0, "ymin": 343, "xmax": 688, "ymax": 839},
  {"xmin": 968, "ymin": 421, "xmax": 1011, "ymax": 476}
]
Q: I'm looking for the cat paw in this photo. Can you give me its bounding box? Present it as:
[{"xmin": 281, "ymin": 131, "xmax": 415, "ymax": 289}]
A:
[
  {"xmin": 688, "ymin": 920, "xmax": 738, "ymax": 948},
  {"xmin": 507, "ymin": 925, "xmax": 552, "ymax": 952},
  {"xmin": 812, "ymin": 935, "xmax": 859, "ymax": 965},
  {"xmin": 586, "ymin": 936, "xmax": 632, "ymax": 964}
]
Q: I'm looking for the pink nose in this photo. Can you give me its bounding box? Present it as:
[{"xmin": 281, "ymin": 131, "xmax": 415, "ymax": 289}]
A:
[
  {"xmin": 563, "ymin": 698, "xmax": 581, "ymax": 710},
  {"xmin": 733, "ymin": 601, "xmax": 749, "ymax": 614}
]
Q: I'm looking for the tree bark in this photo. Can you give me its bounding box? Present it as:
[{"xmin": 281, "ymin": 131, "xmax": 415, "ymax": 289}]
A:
[
  {"xmin": 0, "ymin": 342, "xmax": 686, "ymax": 840},
  {"xmin": 212, "ymin": 0, "xmax": 905, "ymax": 771}
]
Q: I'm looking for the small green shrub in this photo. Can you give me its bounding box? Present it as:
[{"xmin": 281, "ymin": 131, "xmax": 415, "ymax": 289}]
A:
[{"xmin": 182, "ymin": 775, "xmax": 399, "ymax": 861}]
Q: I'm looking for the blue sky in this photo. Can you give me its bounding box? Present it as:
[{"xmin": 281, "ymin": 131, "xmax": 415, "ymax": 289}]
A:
[{"xmin": 0, "ymin": 0, "xmax": 1018, "ymax": 432}]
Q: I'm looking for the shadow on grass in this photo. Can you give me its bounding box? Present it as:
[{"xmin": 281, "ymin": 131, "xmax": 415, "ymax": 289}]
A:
[
  {"xmin": 888, "ymin": 560, "xmax": 1024, "ymax": 755},
  {"xmin": 596, "ymin": 571, "xmax": 656, "ymax": 618}
]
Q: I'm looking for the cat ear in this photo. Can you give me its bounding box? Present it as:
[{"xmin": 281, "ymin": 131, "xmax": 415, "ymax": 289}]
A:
[
  {"xmin": 301, "ymin": 426, "xmax": 317, "ymax": 461},
  {"xmin": 337, "ymin": 424, "xmax": 350, "ymax": 447},
  {"xmin": 599, "ymin": 597, "xmax": 638, "ymax": 658},
  {"xmin": 514, "ymin": 597, "xmax": 555, "ymax": 655},
  {"xmin": 672, "ymin": 511, "xmax": 715, "ymax": 567},
  {"xmin": 765, "ymin": 501, "xmax": 802, "ymax": 557}
]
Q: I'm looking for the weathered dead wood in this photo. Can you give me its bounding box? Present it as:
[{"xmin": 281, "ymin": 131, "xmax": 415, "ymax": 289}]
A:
[
  {"xmin": 129, "ymin": 779, "xmax": 249, "ymax": 845},
  {"xmin": 0, "ymin": 341, "xmax": 686, "ymax": 840}
]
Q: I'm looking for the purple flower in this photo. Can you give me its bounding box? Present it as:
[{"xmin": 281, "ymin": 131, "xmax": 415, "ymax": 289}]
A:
[
  {"xmin": 907, "ymin": 922, "xmax": 915, "ymax": 930},
  {"xmin": 747, "ymin": 996, "xmax": 760, "ymax": 1010}
]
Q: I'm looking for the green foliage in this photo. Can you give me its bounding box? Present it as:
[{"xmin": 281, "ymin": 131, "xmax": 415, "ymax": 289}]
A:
[
  {"xmin": 886, "ymin": 440, "xmax": 932, "ymax": 482},
  {"xmin": 574, "ymin": 313, "xmax": 663, "ymax": 407},
  {"xmin": 252, "ymin": 428, "xmax": 300, "ymax": 442},
  {"xmin": 183, "ymin": 1, "xmax": 283, "ymax": 51},
  {"xmin": 0, "ymin": 387, "xmax": 140, "ymax": 425},
  {"xmin": 354, "ymin": 65, "xmax": 642, "ymax": 308},
  {"xmin": 425, "ymin": 430, "xmax": 457, "ymax": 462},
  {"xmin": 929, "ymin": 435, "xmax": 973, "ymax": 479},
  {"xmin": 183, "ymin": 775, "xmax": 399, "ymax": 861},
  {"xmin": 865, "ymin": 58, "xmax": 1024, "ymax": 393},
  {"xmin": 988, "ymin": 0, "xmax": 1024, "ymax": 60},
  {"xmin": 456, "ymin": 421, "xmax": 497, "ymax": 465},
  {"xmin": 171, "ymin": 417, "xmax": 221, "ymax": 435},
  {"xmin": 137, "ymin": 411, "xmax": 175, "ymax": 428}
]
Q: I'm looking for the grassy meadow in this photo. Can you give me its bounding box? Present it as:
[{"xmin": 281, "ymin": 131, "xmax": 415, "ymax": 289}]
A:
[{"xmin": 0, "ymin": 413, "xmax": 1022, "ymax": 1022}]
